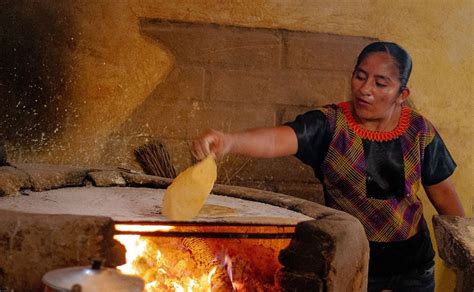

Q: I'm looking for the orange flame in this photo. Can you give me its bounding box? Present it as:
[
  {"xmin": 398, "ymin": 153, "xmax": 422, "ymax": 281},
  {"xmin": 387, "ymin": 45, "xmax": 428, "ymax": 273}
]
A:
[
  {"xmin": 115, "ymin": 224, "xmax": 174, "ymax": 232},
  {"xmin": 114, "ymin": 225, "xmax": 220, "ymax": 291}
]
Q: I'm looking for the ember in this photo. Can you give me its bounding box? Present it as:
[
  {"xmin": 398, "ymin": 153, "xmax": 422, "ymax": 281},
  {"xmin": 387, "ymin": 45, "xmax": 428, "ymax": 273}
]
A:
[{"xmin": 114, "ymin": 224, "xmax": 291, "ymax": 291}]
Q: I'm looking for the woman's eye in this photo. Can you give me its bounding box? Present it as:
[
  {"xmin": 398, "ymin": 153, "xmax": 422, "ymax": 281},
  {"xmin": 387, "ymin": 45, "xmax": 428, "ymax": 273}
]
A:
[
  {"xmin": 376, "ymin": 82, "xmax": 387, "ymax": 88},
  {"xmin": 355, "ymin": 75, "xmax": 365, "ymax": 80}
]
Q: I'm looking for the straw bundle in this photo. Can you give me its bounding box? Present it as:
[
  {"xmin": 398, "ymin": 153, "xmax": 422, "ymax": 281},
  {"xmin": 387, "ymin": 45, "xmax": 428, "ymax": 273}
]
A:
[{"xmin": 134, "ymin": 140, "xmax": 176, "ymax": 178}]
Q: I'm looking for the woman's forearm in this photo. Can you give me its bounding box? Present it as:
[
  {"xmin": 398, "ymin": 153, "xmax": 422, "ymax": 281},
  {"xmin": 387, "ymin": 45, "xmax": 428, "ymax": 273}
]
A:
[
  {"xmin": 424, "ymin": 178, "xmax": 465, "ymax": 216},
  {"xmin": 227, "ymin": 126, "xmax": 298, "ymax": 158},
  {"xmin": 192, "ymin": 126, "xmax": 298, "ymax": 159}
]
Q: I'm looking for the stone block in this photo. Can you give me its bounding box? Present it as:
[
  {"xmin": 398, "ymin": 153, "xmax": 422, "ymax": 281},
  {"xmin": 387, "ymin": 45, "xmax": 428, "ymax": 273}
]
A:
[
  {"xmin": 279, "ymin": 216, "xmax": 368, "ymax": 292},
  {"xmin": 122, "ymin": 172, "xmax": 172, "ymax": 188},
  {"xmin": 276, "ymin": 269, "xmax": 324, "ymax": 291},
  {"xmin": 433, "ymin": 216, "xmax": 474, "ymax": 270},
  {"xmin": 12, "ymin": 163, "xmax": 90, "ymax": 191},
  {"xmin": 433, "ymin": 215, "xmax": 474, "ymax": 292},
  {"xmin": 0, "ymin": 166, "xmax": 31, "ymax": 196},
  {"xmin": 285, "ymin": 33, "xmax": 374, "ymax": 71},
  {"xmin": 141, "ymin": 19, "xmax": 282, "ymax": 69},
  {"xmin": 88, "ymin": 170, "xmax": 127, "ymax": 187},
  {"xmin": 208, "ymin": 68, "xmax": 349, "ymax": 106},
  {"xmin": 279, "ymin": 221, "xmax": 333, "ymax": 274},
  {"xmin": 0, "ymin": 210, "xmax": 121, "ymax": 291}
]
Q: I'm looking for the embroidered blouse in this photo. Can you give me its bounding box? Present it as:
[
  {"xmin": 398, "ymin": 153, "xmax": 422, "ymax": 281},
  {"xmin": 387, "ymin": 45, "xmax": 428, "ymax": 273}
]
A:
[{"xmin": 286, "ymin": 101, "xmax": 456, "ymax": 275}]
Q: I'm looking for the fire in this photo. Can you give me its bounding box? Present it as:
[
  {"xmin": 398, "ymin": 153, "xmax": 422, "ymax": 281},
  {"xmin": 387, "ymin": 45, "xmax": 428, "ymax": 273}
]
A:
[
  {"xmin": 115, "ymin": 224, "xmax": 175, "ymax": 232},
  {"xmin": 222, "ymin": 254, "xmax": 243, "ymax": 291},
  {"xmin": 113, "ymin": 224, "xmax": 286, "ymax": 291},
  {"xmin": 114, "ymin": 225, "xmax": 224, "ymax": 291}
]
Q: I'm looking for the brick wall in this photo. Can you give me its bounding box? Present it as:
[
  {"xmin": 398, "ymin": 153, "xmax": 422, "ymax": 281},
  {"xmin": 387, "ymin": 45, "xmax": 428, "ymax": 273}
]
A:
[{"xmin": 105, "ymin": 19, "xmax": 374, "ymax": 203}]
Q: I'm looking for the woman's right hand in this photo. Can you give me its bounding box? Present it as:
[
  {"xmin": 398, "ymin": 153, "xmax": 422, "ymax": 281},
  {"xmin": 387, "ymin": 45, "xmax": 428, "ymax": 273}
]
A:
[{"xmin": 192, "ymin": 129, "xmax": 233, "ymax": 160}]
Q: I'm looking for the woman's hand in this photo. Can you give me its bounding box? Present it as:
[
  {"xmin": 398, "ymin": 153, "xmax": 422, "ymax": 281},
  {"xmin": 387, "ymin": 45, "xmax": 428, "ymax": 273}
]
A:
[{"xmin": 192, "ymin": 129, "xmax": 233, "ymax": 160}]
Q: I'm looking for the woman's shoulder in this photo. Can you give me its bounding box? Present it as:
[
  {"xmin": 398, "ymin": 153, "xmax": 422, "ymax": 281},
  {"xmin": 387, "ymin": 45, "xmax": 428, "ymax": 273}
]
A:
[
  {"xmin": 294, "ymin": 103, "xmax": 339, "ymax": 122},
  {"xmin": 315, "ymin": 103, "xmax": 339, "ymax": 130},
  {"xmin": 407, "ymin": 107, "xmax": 437, "ymax": 133},
  {"xmin": 286, "ymin": 104, "xmax": 338, "ymax": 135}
]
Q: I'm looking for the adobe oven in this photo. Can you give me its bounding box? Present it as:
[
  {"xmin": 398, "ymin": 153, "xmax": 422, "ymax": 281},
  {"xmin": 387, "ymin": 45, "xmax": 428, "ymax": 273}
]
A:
[{"xmin": 0, "ymin": 164, "xmax": 368, "ymax": 291}]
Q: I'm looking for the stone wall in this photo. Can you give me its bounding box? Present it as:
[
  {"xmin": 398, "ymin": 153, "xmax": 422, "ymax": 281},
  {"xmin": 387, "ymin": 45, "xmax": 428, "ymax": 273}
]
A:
[{"xmin": 104, "ymin": 19, "xmax": 373, "ymax": 202}]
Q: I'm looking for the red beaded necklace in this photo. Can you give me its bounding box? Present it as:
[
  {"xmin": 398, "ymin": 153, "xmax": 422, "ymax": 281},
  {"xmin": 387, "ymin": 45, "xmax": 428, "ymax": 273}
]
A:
[{"xmin": 338, "ymin": 101, "xmax": 410, "ymax": 142}]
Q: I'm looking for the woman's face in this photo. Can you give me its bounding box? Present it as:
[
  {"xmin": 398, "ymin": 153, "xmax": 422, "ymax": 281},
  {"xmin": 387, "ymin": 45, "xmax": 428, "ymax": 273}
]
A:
[{"xmin": 350, "ymin": 52, "xmax": 409, "ymax": 122}]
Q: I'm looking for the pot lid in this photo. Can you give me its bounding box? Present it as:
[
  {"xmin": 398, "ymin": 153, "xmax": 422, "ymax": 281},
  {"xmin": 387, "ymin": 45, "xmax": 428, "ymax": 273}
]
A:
[{"xmin": 42, "ymin": 260, "xmax": 144, "ymax": 292}]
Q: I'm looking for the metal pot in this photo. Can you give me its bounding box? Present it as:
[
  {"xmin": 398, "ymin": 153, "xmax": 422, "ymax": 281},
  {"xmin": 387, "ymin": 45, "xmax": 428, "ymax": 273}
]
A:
[{"xmin": 42, "ymin": 260, "xmax": 144, "ymax": 292}]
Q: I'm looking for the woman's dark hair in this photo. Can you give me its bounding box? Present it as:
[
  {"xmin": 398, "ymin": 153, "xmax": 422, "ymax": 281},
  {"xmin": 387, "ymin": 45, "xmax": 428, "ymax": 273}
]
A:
[{"xmin": 354, "ymin": 41, "xmax": 412, "ymax": 90}]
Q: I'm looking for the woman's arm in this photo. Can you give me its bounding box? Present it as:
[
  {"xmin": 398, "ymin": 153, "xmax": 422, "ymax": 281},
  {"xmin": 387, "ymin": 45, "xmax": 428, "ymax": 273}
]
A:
[
  {"xmin": 423, "ymin": 178, "xmax": 465, "ymax": 216},
  {"xmin": 192, "ymin": 126, "xmax": 298, "ymax": 160}
]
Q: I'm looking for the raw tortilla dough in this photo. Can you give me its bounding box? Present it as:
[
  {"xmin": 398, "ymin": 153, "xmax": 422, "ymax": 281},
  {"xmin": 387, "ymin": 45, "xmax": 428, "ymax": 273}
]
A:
[{"xmin": 162, "ymin": 156, "xmax": 217, "ymax": 220}]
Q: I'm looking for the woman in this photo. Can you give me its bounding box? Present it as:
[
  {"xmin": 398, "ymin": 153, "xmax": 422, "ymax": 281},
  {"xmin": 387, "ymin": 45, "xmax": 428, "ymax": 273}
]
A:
[{"xmin": 192, "ymin": 42, "xmax": 465, "ymax": 291}]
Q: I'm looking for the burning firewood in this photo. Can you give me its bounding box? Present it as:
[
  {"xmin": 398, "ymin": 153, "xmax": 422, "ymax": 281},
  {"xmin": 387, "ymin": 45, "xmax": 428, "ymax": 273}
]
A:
[{"xmin": 182, "ymin": 237, "xmax": 233, "ymax": 289}]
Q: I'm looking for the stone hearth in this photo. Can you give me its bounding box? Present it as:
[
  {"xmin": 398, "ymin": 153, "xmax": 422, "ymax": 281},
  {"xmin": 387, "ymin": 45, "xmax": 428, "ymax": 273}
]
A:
[
  {"xmin": 433, "ymin": 216, "xmax": 474, "ymax": 292},
  {"xmin": 0, "ymin": 163, "xmax": 369, "ymax": 291}
]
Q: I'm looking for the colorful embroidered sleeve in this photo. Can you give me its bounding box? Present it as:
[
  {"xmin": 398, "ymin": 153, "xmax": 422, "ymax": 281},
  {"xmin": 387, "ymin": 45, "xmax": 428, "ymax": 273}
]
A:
[{"xmin": 421, "ymin": 132, "xmax": 456, "ymax": 185}]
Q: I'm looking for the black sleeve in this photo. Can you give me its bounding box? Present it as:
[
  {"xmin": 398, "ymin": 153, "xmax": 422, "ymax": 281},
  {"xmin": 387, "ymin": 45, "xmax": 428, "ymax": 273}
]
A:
[
  {"xmin": 285, "ymin": 110, "xmax": 332, "ymax": 170},
  {"xmin": 421, "ymin": 132, "xmax": 457, "ymax": 185}
]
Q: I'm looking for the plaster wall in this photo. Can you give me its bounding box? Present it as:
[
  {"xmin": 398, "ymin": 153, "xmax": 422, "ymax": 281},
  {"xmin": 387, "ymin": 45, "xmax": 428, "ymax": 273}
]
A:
[{"xmin": 0, "ymin": 1, "xmax": 472, "ymax": 290}]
